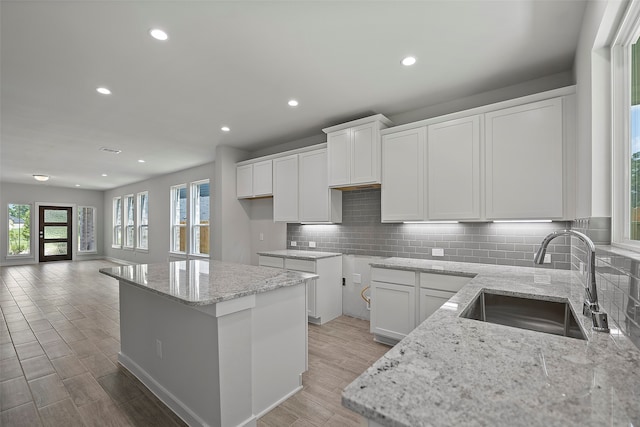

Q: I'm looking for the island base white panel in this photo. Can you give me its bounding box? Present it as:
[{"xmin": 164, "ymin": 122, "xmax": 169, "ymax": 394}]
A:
[
  {"xmin": 252, "ymin": 284, "xmax": 306, "ymax": 416},
  {"xmin": 118, "ymin": 281, "xmax": 307, "ymax": 427}
]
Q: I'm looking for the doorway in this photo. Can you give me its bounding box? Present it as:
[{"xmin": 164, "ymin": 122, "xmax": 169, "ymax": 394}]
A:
[{"xmin": 39, "ymin": 206, "xmax": 73, "ymax": 262}]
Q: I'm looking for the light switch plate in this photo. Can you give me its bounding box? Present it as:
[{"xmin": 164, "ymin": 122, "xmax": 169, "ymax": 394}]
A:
[
  {"xmin": 432, "ymin": 248, "xmax": 444, "ymax": 257},
  {"xmin": 291, "ymin": 241, "xmax": 297, "ymax": 247},
  {"xmin": 353, "ymin": 273, "xmax": 361, "ymax": 284},
  {"xmin": 544, "ymin": 254, "xmax": 551, "ymax": 264},
  {"xmin": 309, "ymin": 241, "xmax": 316, "ymax": 248}
]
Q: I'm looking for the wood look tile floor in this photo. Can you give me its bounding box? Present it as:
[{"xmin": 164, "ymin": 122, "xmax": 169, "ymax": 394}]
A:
[{"xmin": 0, "ymin": 261, "xmax": 390, "ymax": 426}]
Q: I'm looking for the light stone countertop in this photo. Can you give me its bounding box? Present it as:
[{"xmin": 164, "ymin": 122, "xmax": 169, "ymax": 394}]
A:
[
  {"xmin": 343, "ymin": 257, "xmax": 640, "ymax": 427},
  {"xmin": 99, "ymin": 259, "xmax": 317, "ymax": 306},
  {"xmin": 257, "ymin": 249, "xmax": 342, "ymax": 260}
]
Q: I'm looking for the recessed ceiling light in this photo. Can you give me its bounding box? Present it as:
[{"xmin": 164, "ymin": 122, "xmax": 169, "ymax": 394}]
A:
[
  {"xmin": 96, "ymin": 87, "xmax": 111, "ymax": 95},
  {"xmin": 138, "ymin": 159, "xmax": 145, "ymax": 163},
  {"xmin": 75, "ymin": 184, "xmax": 81, "ymax": 187},
  {"xmin": 149, "ymin": 28, "xmax": 168, "ymax": 41},
  {"xmin": 221, "ymin": 126, "xmax": 230, "ymax": 132},
  {"xmin": 401, "ymin": 56, "xmax": 417, "ymax": 66},
  {"xmin": 101, "ymin": 173, "xmax": 108, "ymax": 177},
  {"xmin": 99, "ymin": 147, "xmax": 121, "ymax": 154},
  {"xmin": 33, "ymin": 174, "xmax": 49, "ymax": 182},
  {"xmin": 288, "ymin": 99, "xmax": 299, "ymax": 107}
]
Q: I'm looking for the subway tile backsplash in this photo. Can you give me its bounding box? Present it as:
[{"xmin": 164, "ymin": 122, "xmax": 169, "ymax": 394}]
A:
[
  {"xmin": 571, "ymin": 217, "xmax": 639, "ymax": 349},
  {"xmin": 287, "ymin": 189, "xmax": 571, "ymax": 269}
]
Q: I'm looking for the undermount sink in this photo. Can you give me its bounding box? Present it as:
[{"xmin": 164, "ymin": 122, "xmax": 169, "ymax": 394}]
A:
[{"xmin": 460, "ymin": 291, "xmax": 587, "ymax": 340}]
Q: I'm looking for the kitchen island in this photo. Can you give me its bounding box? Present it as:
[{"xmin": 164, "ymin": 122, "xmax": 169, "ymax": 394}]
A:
[
  {"xmin": 100, "ymin": 259, "xmax": 317, "ymax": 427},
  {"xmin": 343, "ymin": 258, "xmax": 640, "ymax": 426}
]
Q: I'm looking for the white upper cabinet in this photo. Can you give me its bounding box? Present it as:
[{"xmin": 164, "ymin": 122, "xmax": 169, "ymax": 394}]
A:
[
  {"xmin": 236, "ymin": 160, "xmax": 273, "ymax": 199},
  {"xmin": 324, "ymin": 114, "xmax": 392, "ymax": 188},
  {"xmin": 299, "ymin": 149, "xmax": 342, "ymax": 223},
  {"xmin": 273, "ymin": 154, "xmax": 299, "ymax": 222},
  {"xmin": 485, "ymin": 98, "xmax": 563, "ymax": 219},
  {"xmin": 427, "ymin": 115, "xmax": 481, "ymax": 220},
  {"xmin": 381, "ymin": 127, "xmax": 425, "ymax": 222}
]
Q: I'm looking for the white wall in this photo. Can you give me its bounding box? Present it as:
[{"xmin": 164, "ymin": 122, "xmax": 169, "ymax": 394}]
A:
[
  {"xmin": 0, "ymin": 182, "xmax": 105, "ymax": 266},
  {"xmin": 248, "ymin": 198, "xmax": 286, "ymax": 266},
  {"xmin": 103, "ymin": 162, "xmax": 213, "ymax": 264},
  {"xmin": 574, "ymin": 0, "xmax": 627, "ymax": 219}
]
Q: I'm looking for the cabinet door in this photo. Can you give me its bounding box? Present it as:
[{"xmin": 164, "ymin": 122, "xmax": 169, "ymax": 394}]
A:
[
  {"xmin": 427, "ymin": 116, "xmax": 480, "ymax": 220},
  {"xmin": 381, "ymin": 127, "xmax": 425, "ymax": 222},
  {"xmin": 419, "ymin": 289, "xmax": 454, "ymax": 324},
  {"xmin": 236, "ymin": 164, "xmax": 253, "ymax": 199},
  {"xmin": 253, "ymin": 160, "xmax": 273, "ymax": 197},
  {"xmin": 299, "ymin": 149, "xmax": 329, "ymax": 222},
  {"xmin": 273, "ymin": 155, "xmax": 299, "ymax": 222},
  {"xmin": 370, "ymin": 281, "xmax": 415, "ymax": 341},
  {"xmin": 327, "ymin": 129, "xmax": 351, "ymax": 187},
  {"xmin": 485, "ymin": 98, "xmax": 563, "ymax": 219},
  {"xmin": 351, "ymin": 122, "xmax": 379, "ymax": 184}
]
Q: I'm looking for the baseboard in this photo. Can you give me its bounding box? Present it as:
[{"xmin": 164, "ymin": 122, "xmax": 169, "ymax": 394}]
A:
[
  {"xmin": 253, "ymin": 384, "xmax": 303, "ymax": 419},
  {"xmin": 118, "ymin": 353, "xmax": 261, "ymax": 427},
  {"xmin": 373, "ymin": 334, "xmax": 399, "ymax": 347},
  {"xmin": 118, "ymin": 353, "xmax": 207, "ymax": 427}
]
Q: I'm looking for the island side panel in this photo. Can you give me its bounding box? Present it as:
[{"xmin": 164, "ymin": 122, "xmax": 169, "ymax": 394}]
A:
[
  {"xmin": 252, "ymin": 282, "xmax": 307, "ymax": 417},
  {"xmin": 118, "ymin": 282, "xmax": 254, "ymax": 427}
]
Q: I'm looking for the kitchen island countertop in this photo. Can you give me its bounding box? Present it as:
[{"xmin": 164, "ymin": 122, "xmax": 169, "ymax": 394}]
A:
[
  {"xmin": 99, "ymin": 259, "xmax": 317, "ymax": 306},
  {"xmin": 343, "ymin": 257, "xmax": 640, "ymax": 427}
]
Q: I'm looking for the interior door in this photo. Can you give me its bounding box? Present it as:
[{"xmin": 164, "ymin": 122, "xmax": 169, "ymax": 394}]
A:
[{"xmin": 39, "ymin": 206, "xmax": 73, "ymax": 262}]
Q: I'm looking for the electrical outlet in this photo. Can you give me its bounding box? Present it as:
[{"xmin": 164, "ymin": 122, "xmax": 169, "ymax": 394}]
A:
[
  {"xmin": 432, "ymin": 248, "xmax": 444, "ymax": 257},
  {"xmin": 156, "ymin": 339, "xmax": 163, "ymax": 359},
  {"xmin": 544, "ymin": 254, "xmax": 551, "ymax": 264},
  {"xmin": 353, "ymin": 273, "xmax": 362, "ymax": 284},
  {"xmin": 309, "ymin": 241, "xmax": 316, "ymax": 248},
  {"xmin": 259, "ymin": 233, "xmax": 264, "ymax": 241},
  {"xmin": 291, "ymin": 241, "xmax": 297, "ymax": 247}
]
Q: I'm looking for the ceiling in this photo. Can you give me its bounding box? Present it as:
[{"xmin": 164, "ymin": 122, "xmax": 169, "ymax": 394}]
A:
[{"xmin": 0, "ymin": 0, "xmax": 587, "ymax": 191}]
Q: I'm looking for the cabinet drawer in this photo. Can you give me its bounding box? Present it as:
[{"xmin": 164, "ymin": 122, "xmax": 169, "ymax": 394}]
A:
[
  {"xmin": 285, "ymin": 258, "xmax": 316, "ymax": 273},
  {"xmin": 419, "ymin": 273, "xmax": 471, "ymax": 292},
  {"xmin": 371, "ymin": 268, "xmax": 415, "ymax": 286},
  {"xmin": 258, "ymin": 256, "xmax": 284, "ymax": 269}
]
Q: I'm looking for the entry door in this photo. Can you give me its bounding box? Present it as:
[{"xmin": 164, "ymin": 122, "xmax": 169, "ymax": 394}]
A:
[{"xmin": 39, "ymin": 206, "xmax": 73, "ymax": 262}]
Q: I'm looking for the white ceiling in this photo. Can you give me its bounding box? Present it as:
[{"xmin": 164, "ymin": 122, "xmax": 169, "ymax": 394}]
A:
[{"xmin": 0, "ymin": 0, "xmax": 587, "ymax": 191}]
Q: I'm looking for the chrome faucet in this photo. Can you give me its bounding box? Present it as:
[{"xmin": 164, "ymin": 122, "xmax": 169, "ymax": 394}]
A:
[{"xmin": 534, "ymin": 230, "xmax": 609, "ymax": 333}]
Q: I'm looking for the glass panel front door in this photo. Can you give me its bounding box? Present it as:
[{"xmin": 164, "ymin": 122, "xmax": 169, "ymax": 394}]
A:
[{"xmin": 39, "ymin": 206, "xmax": 72, "ymax": 262}]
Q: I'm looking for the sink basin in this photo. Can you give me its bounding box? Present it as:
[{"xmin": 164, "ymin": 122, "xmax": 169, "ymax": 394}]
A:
[{"xmin": 460, "ymin": 291, "xmax": 587, "ymax": 340}]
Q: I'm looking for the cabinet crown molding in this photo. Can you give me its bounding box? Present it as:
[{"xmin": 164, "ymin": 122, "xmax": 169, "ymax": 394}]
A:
[{"xmin": 322, "ymin": 114, "xmax": 393, "ymax": 134}]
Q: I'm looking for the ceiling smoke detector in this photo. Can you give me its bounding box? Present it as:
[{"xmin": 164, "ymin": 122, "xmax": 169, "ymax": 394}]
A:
[{"xmin": 99, "ymin": 147, "xmax": 122, "ymax": 154}]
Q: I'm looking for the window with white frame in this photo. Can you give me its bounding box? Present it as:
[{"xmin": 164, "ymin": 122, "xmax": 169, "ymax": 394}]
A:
[
  {"xmin": 7, "ymin": 204, "xmax": 31, "ymax": 256},
  {"xmin": 137, "ymin": 192, "xmax": 149, "ymax": 250},
  {"xmin": 124, "ymin": 194, "xmax": 135, "ymax": 249},
  {"xmin": 612, "ymin": 1, "xmax": 640, "ymax": 250},
  {"xmin": 170, "ymin": 184, "xmax": 187, "ymax": 253},
  {"xmin": 112, "ymin": 197, "xmax": 122, "ymax": 248},
  {"xmin": 191, "ymin": 180, "xmax": 210, "ymax": 255},
  {"xmin": 78, "ymin": 206, "xmax": 97, "ymax": 253}
]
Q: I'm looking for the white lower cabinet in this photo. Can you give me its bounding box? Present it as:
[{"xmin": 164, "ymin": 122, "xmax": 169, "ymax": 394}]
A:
[
  {"xmin": 258, "ymin": 254, "xmax": 342, "ymax": 324},
  {"xmin": 371, "ymin": 268, "xmax": 472, "ymax": 344},
  {"xmin": 370, "ymin": 281, "xmax": 415, "ymax": 343}
]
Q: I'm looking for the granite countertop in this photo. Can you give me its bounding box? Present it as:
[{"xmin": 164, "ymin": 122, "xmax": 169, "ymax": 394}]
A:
[
  {"xmin": 99, "ymin": 259, "xmax": 317, "ymax": 306},
  {"xmin": 343, "ymin": 257, "xmax": 640, "ymax": 427},
  {"xmin": 257, "ymin": 249, "xmax": 342, "ymax": 260}
]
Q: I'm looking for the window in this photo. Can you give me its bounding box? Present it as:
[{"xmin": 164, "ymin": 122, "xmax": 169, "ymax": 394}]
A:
[
  {"xmin": 112, "ymin": 197, "xmax": 122, "ymax": 247},
  {"xmin": 78, "ymin": 206, "xmax": 97, "ymax": 253},
  {"xmin": 612, "ymin": 2, "xmax": 640, "ymax": 249},
  {"xmin": 8, "ymin": 204, "xmax": 30, "ymax": 256},
  {"xmin": 124, "ymin": 194, "xmax": 135, "ymax": 249},
  {"xmin": 170, "ymin": 184, "xmax": 187, "ymax": 253},
  {"xmin": 191, "ymin": 180, "xmax": 210, "ymax": 255},
  {"xmin": 137, "ymin": 192, "xmax": 149, "ymax": 250}
]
